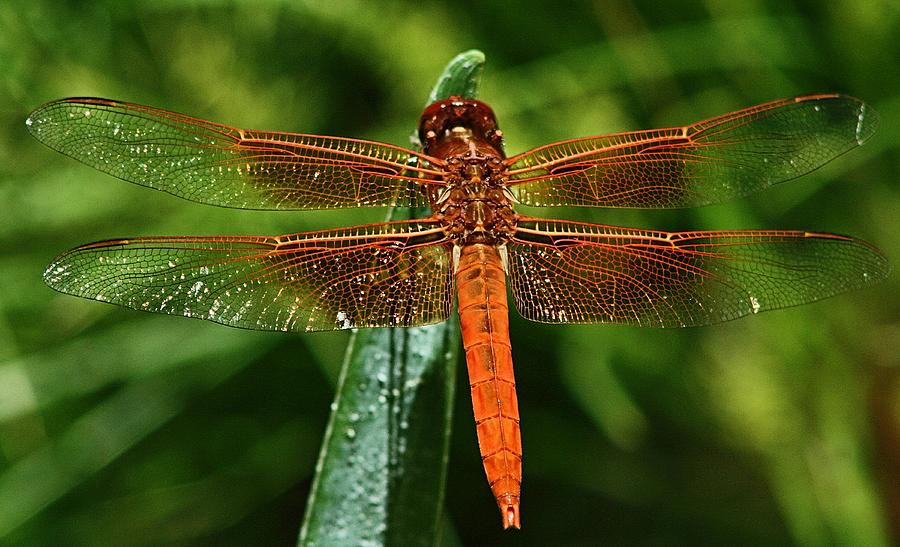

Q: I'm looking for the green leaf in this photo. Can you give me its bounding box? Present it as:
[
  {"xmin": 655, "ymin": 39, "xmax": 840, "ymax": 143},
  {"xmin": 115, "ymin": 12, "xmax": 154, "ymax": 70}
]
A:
[
  {"xmin": 298, "ymin": 50, "xmax": 484, "ymax": 547},
  {"xmin": 426, "ymin": 49, "xmax": 485, "ymax": 103}
]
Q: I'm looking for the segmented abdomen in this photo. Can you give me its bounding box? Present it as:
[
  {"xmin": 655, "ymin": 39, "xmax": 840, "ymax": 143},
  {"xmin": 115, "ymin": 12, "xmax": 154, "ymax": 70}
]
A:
[{"xmin": 456, "ymin": 243, "xmax": 522, "ymax": 529}]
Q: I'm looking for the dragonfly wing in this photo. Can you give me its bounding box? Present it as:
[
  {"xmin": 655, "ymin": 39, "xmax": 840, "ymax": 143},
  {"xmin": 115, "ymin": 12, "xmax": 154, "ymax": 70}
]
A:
[
  {"xmin": 44, "ymin": 220, "xmax": 454, "ymax": 332},
  {"xmin": 507, "ymin": 218, "xmax": 888, "ymax": 327},
  {"xmin": 27, "ymin": 98, "xmax": 444, "ymax": 210},
  {"xmin": 505, "ymin": 94, "xmax": 877, "ymax": 208}
]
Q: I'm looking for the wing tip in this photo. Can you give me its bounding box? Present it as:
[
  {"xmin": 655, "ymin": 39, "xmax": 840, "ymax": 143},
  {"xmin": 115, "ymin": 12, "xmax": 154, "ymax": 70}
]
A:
[
  {"xmin": 42, "ymin": 260, "xmax": 67, "ymax": 291},
  {"xmin": 853, "ymin": 100, "xmax": 880, "ymax": 146},
  {"xmin": 26, "ymin": 97, "xmax": 115, "ymax": 142},
  {"xmin": 804, "ymin": 232, "xmax": 891, "ymax": 283},
  {"xmin": 802, "ymin": 93, "xmax": 879, "ymax": 145}
]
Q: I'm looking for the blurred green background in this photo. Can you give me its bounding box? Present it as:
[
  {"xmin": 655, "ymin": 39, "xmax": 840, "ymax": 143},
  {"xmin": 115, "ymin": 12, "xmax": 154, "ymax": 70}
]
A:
[{"xmin": 1, "ymin": 1, "xmax": 898, "ymax": 545}]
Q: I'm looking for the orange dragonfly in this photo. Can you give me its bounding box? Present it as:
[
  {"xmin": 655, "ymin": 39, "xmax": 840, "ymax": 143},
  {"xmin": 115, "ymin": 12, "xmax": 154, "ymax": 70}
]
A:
[{"xmin": 28, "ymin": 93, "xmax": 888, "ymax": 529}]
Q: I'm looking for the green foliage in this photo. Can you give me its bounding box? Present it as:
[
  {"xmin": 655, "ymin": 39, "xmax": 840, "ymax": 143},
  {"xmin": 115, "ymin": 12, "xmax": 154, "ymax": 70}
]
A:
[{"xmin": 1, "ymin": 2, "xmax": 898, "ymax": 546}]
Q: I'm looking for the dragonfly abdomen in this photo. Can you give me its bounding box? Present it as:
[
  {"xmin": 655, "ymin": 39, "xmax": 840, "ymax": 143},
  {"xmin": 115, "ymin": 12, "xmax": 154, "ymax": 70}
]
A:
[{"xmin": 456, "ymin": 243, "xmax": 522, "ymax": 529}]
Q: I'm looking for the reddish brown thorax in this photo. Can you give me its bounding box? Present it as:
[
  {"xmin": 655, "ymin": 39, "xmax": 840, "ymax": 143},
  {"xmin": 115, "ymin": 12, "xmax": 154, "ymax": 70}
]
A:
[{"xmin": 419, "ymin": 97, "xmax": 516, "ymax": 244}]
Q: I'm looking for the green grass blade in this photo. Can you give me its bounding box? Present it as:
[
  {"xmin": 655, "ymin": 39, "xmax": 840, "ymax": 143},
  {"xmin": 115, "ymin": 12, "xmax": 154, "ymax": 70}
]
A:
[{"xmin": 298, "ymin": 51, "xmax": 483, "ymax": 546}]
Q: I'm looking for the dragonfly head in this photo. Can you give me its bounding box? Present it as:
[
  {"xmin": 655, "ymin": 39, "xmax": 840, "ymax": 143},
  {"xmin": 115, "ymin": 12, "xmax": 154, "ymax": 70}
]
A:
[{"xmin": 419, "ymin": 96, "xmax": 504, "ymax": 158}]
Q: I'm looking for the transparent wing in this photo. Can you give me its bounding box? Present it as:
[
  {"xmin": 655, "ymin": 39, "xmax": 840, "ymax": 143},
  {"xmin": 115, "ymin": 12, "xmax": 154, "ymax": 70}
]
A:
[
  {"xmin": 44, "ymin": 220, "xmax": 454, "ymax": 332},
  {"xmin": 504, "ymin": 94, "xmax": 877, "ymax": 208},
  {"xmin": 508, "ymin": 218, "xmax": 888, "ymax": 328},
  {"xmin": 27, "ymin": 97, "xmax": 445, "ymax": 210}
]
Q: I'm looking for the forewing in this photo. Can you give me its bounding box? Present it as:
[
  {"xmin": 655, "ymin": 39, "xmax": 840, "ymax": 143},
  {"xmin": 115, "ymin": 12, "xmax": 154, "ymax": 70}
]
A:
[
  {"xmin": 27, "ymin": 98, "xmax": 444, "ymax": 210},
  {"xmin": 44, "ymin": 221, "xmax": 454, "ymax": 332},
  {"xmin": 508, "ymin": 218, "xmax": 888, "ymax": 328},
  {"xmin": 505, "ymin": 94, "xmax": 876, "ymax": 208}
]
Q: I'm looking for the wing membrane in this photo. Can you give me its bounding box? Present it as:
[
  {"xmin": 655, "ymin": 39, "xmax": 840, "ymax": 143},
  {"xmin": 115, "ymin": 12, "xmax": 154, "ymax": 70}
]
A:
[
  {"xmin": 44, "ymin": 221, "xmax": 454, "ymax": 332},
  {"xmin": 505, "ymin": 94, "xmax": 877, "ymax": 208},
  {"xmin": 508, "ymin": 218, "xmax": 888, "ymax": 328},
  {"xmin": 27, "ymin": 98, "xmax": 444, "ymax": 210}
]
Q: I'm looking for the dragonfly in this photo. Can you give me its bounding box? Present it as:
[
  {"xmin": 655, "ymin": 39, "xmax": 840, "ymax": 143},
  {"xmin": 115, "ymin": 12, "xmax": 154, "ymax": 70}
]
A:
[{"xmin": 27, "ymin": 93, "xmax": 888, "ymax": 530}]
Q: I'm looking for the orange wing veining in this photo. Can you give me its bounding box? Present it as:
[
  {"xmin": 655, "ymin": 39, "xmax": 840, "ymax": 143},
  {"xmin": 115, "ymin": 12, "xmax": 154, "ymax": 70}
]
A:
[
  {"xmin": 43, "ymin": 220, "xmax": 454, "ymax": 332},
  {"xmin": 508, "ymin": 218, "xmax": 888, "ymax": 327},
  {"xmin": 455, "ymin": 243, "xmax": 522, "ymax": 529},
  {"xmin": 504, "ymin": 94, "xmax": 877, "ymax": 208},
  {"xmin": 27, "ymin": 97, "xmax": 445, "ymax": 210}
]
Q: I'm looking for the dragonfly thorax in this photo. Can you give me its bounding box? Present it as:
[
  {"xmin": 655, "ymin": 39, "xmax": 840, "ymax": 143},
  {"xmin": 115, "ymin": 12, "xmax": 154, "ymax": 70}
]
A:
[{"xmin": 434, "ymin": 154, "xmax": 517, "ymax": 243}]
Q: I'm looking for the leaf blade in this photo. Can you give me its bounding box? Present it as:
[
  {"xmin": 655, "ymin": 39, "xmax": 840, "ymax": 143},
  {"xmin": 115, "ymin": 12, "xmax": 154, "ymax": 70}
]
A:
[{"xmin": 298, "ymin": 50, "xmax": 484, "ymax": 546}]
